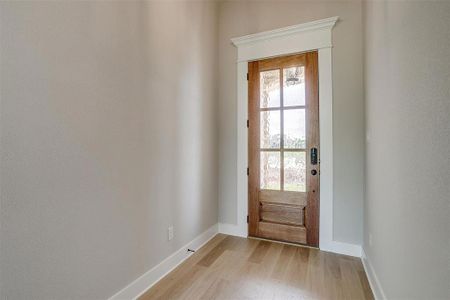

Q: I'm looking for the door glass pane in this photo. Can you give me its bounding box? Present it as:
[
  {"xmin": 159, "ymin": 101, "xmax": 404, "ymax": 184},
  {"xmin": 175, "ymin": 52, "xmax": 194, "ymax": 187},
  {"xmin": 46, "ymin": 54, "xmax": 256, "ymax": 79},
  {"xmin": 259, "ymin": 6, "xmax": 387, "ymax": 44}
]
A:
[
  {"xmin": 284, "ymin": 152, "xmax": 306, "ymax": 192},
  {"xmin": 260, "ymin": 151, "xmax": 280, "ymax": 190},
  {"xmin": 260, "ymin": 70, "xmax": 280, "ymax": 108},
  {"xmin": 283, "ymin": 67, "xmax": 305, "ymax": 106},
  {"xmin": 284, "ymin": 109, "xmax": 306, "ymax": 149},
  {"xmin": 260, "ymin": 111, "xmax": 280, "ymax": 148}
]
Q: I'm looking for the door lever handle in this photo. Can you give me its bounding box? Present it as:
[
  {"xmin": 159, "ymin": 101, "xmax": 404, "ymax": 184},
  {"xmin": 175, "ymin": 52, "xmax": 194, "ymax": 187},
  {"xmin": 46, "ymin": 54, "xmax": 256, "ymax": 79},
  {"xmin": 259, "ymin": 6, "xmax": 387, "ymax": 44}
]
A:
[{"xmin": 310, "ymin": 147, "xmax": 318, "ymax": 165}]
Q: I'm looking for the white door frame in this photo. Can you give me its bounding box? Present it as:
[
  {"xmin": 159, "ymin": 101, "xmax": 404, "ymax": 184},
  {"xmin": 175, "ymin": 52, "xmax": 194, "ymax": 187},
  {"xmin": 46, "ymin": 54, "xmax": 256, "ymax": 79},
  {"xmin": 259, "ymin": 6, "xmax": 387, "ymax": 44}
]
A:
[{"xmin": 227, "ymin": 17, "xmax": 360, "ymax": 256}]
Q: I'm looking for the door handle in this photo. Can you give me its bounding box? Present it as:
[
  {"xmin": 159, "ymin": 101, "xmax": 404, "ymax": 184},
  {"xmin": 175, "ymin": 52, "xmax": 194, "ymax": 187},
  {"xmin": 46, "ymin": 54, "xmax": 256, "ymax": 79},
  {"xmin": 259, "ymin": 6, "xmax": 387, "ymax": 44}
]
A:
[{"xmin": 310, "ymin": 147, "xmax": 318, "ymax": 165}]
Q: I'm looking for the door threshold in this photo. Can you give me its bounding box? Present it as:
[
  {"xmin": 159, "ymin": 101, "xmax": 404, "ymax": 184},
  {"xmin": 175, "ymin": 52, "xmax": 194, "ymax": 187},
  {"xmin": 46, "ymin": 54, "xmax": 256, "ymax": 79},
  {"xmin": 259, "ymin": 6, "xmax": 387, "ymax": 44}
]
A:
[{"xmin": 247, "ymin": 235, "xmax": 318, "ymax": 249}]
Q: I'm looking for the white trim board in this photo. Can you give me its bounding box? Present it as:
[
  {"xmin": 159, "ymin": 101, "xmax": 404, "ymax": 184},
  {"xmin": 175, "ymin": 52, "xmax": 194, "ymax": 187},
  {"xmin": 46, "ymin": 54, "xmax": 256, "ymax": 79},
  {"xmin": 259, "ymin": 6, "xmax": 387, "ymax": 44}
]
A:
[
  {"xmin": 321, "ymin": 240, "xmax": 362, "ymax": 257},
  {"xmin": 231, "ymin": 16, "xmax": 362, "ymax": 258},
  {"xmin": 109, "ymin": 224, "xmax": 218, "ymax": 300},
  {"xmin": 218, "ymin": 222, "xmax": 246, "ymax": 238},
  {"xmin": 362, "ymin": 248, "xmax": 387, "ymax": 300}
]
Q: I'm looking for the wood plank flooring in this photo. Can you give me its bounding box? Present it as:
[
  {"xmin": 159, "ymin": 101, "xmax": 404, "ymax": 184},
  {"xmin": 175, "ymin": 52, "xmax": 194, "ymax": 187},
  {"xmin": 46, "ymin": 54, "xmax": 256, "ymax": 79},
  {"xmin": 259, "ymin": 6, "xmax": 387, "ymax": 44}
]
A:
[{"xmin": 139, "ymin": 234, "xmax": 373, "ymax": 300}]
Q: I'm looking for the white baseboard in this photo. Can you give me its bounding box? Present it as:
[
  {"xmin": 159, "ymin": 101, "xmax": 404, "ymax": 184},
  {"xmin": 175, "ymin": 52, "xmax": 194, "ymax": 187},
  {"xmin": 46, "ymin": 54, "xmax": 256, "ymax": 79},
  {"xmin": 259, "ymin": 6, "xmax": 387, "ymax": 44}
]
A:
[
  {"xmin": 361, "ymin": 248, "xmax": 387, "ymax": 300},
  {"xmin": 320, "ymin": 240, "xmax": 362, "ymax": 257},
  {"xmin": 109, "ymin": 223, "xmax": 219, "ymax": 300},
  {"xmin": 218, "ymin": 222, "xmax": 247, "ymax": 237}
]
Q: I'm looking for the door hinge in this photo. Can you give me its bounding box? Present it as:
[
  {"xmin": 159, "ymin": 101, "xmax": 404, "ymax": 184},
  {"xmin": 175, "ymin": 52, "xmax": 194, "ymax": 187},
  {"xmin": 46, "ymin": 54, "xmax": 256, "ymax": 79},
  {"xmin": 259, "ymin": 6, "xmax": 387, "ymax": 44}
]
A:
[
  {"xmin": 246, "ymin": 119, "xmax": 249, "ymax": 128},
  {"xmin": 247, "ymin": 167, "xmax": 249, "ymax": 176},
  {"xmin": 247, "ymin": 73, "xmax": 249, "ymax": 80},
  {"xmin": 247, "ymin": 215, "xmax": 249, "ymax": 223}
]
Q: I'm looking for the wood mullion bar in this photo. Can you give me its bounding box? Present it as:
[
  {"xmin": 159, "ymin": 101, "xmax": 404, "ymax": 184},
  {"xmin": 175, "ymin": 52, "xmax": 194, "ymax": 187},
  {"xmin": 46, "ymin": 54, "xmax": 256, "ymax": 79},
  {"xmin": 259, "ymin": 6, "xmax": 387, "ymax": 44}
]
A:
[
  {"xmin": 260, "ymin": 105, "xmax": 305, "ymax": 112},
  {"xmin": 260, "ymin": 148, "xmax": 306, "ymax": 152},
  {"xmin": 280, "ymin": 68, "xmax": 284, "ymax": 191},
  {"xmin": 281, "ymin": 148, "xmax": 307, "ymax": 152},
  {"xmin": 260, "ymin": 148, "xmax": 281, "ymax": 152}
]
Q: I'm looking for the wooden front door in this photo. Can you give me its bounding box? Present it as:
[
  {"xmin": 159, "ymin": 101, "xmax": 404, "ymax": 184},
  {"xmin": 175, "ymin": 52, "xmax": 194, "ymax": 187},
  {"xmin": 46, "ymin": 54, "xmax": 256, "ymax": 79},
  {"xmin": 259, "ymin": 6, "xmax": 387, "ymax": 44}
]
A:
[{"xmin": 248, "ymin": 52, "xmax": 319, "ymax": 247}]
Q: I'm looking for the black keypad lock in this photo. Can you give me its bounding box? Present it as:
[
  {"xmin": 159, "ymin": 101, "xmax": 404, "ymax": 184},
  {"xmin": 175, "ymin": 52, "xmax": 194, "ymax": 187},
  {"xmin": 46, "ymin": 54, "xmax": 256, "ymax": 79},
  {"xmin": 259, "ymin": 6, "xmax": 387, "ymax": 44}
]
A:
[{"xmin": 311, "ymin": 147, "xmax": 318, "ymax": 165}]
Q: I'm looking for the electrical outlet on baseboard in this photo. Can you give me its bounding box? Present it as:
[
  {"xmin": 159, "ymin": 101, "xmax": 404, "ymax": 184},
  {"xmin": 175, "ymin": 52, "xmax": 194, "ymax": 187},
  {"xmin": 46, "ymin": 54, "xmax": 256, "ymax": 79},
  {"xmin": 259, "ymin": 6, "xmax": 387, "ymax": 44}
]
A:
[{"xmin": 168, "ymin": 226, "xmax": 174, "ymax": 241}]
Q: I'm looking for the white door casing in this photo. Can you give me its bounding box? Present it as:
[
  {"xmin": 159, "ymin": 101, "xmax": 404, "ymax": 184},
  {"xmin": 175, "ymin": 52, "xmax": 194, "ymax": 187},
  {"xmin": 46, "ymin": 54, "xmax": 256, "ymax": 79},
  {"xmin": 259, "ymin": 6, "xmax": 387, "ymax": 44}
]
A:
[{"xmin": 225, "ymin": 17, "xmax": 361, "ymax": 257}]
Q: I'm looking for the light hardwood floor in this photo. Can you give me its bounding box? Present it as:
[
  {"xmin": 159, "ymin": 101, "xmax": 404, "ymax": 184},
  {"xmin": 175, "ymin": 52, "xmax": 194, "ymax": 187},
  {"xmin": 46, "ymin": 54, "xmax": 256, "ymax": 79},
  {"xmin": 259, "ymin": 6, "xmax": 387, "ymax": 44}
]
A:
[{"xmin": 139, "ymin": 234, "xmax": 373, "ymax": 300}]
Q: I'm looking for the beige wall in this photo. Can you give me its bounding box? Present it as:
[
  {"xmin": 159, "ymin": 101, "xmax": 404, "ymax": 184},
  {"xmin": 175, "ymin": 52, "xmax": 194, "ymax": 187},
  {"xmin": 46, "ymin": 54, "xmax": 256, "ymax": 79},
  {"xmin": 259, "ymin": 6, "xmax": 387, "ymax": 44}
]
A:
[
  {"xmin": 218, "ymin": 0, "xmax": 365, "ymax": 244},
  {"xmin": 363, "ymin": 1, "xmax": 450, "ymax": 298},
  {"xmin": 0, "ymin": 1, "xmax": 218, "ymax": 299}
]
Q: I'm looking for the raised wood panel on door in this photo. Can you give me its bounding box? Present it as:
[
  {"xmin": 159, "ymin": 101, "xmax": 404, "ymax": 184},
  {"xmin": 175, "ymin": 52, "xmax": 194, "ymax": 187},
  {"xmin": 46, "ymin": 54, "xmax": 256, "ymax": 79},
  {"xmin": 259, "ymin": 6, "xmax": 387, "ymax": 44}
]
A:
[
  {"xmin": 248, "ymin": 52, "xmax": 319, "ymax": 247},
  {"xmin": 259, "ymin": 190, "xmax": 307, "ymax": 206},
  {"xmin": 260, "ymin": 202, "xmax": 305, "ymax": 226}
]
